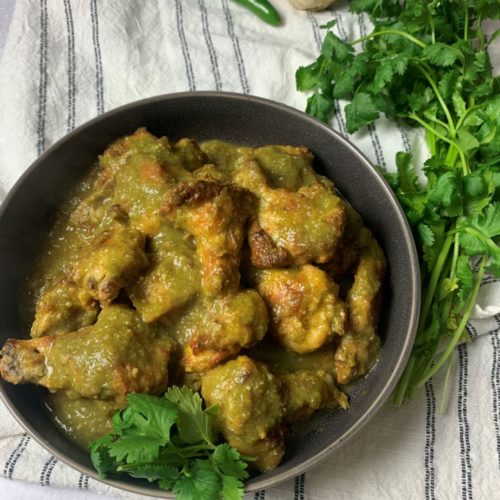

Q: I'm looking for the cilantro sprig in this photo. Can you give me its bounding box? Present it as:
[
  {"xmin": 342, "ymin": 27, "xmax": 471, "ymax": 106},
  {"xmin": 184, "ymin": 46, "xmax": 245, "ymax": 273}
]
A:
[
  {"xmin": 90, "ymin": 387, "xmax": 250, "ymax": 499},
  {"xmin": 296, "ymin": 1, "xmax": 500, "ymax": 407}
]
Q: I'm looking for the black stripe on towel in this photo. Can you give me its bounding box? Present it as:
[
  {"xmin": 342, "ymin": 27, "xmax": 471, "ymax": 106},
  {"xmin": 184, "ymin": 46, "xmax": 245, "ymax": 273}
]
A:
[
  {"xmin": 294, "ymin": 473, "xmax": 305, "ymax": 500},
  {"xmin": 63, "ymin": 0, "xmax": 76, "ymax": 132},
  {"xmin": 466, "ymin": 322, "xmax": 478, "ymax": 341},
  {"xmin": 36, "ymin": 0, "xmax": 48, "ymax": 156},
  {"xmin": 458, "ymin": 344, "xmax": 473, "ymax": 500},
  {"xmin": 198, "ymin": 0, "xmax": 222, "ymax": 90},
  {"xmin": 90, "ymin": 0, "xmax": 104, "ymax": 115},
  {"xmin": 78, "ymin": 473, "xmax": 90, "ymax": 489},
  {"xmin": 482, "ymin": 276, "xmax": 500, "ymax": 286},
  {"xmin": 40, "ymin": 455, "xmax": 58, "ymax": 486},
  {"xmin": 357, "ymin": 13, "xmax": 387, "ymax": 169},
  {"xmin": 424, "ymin": 381, "xmax": 436, "ymax": 500},
  {"xmin": 221, "ymin": 0, "xmax": 250, "ymax": 94},
  {"xmin": 175, "ymin": 0, "xmax": 196, "ymax": 91},
  {"xmin": 307, "ymin": 12, "xmax": 347, "ymax": 138},
  {"xmin": 3, "ymin": 434, "xmax": 31, "ymax": 479},
  {"xmin": 490, "ymin": 316, "xmax": 500, "ymax": 470}
]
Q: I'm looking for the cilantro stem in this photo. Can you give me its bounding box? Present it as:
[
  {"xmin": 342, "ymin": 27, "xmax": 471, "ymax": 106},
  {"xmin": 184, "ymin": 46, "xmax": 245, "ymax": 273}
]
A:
[
  {"xmin": 464, "ymin": 9, "xmax": 469, "ymax": 42},
  {"xmin": 455, "ymin": 104, "xmax": 481, "ymax": 131},
  {"xmin": 419, "ymin": 233, "xmax": 454, "ymax": 335},
  {"xmin": 415, "ymin": 64, "xmax": 456, "ymax": 137},
  {"xmin": 429, "ymin": 16, "xmax": 436, "ymax": 45},
  {"xmin": 450, "ymin": 234, "xmax": 460, "ymax": 279},
  {"xmin": 477, "ymin": 14, "xmax": 484, "ymax": 51},
  {"xmin": 438, "ymin": 356, "xmax": 453, "ymax": 414},
  {"xmin": 350, "ymin": 30, "xmax": 427, "ymax": 49},
  {"xmin": 414, "ymin": 255, "xmax": 487, "ymax": 390},
  {"xmin": 409, "ymin": 113, "xmax": 468, "ymax": 175},
  {"xmin": 393, "ymin": 355, "xmax": 416, "ymax": 406}
]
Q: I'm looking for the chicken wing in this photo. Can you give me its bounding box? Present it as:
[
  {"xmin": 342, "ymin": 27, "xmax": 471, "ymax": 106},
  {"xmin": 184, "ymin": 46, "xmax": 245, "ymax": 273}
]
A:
[
  {"xmin": 73, "ymin": 128, "xmax": 193, "ymax": 236},
  {"xmin": 252, "ymin": 264, "xmax": 346, "ymax": 353},
  {"xmin": 201, "ymin": 356, "xmax": 285, "ymax": 472},
  {"xmin": 30, "ymin": 278, "xmax": 98, "ymax": 338},
  {"xmin": 334, "ymin": 237, "xmax": 386, "ymax": 384},
  {"xmin": 233, "ymin": 159, "xmax": 345, "ymax": 267},
  {"xmin": 73, "ymin": 223, "xmax": 148, "ymax": 305},
  {"xmin": 278, "ymin": 370, "xmax": 348, "ymax": 423},
  {"xmin": 174, "ymin": 290, "xmax": 268, "ymax": 372},
  {"xmin": 161, "ymin": 180, "xmax": 253, "ymax": 296},
  {"xmin": 0, "ymin": 305, "xmax": 173, "ymax": 404},
  {"xmin": 128, "ymin": 225, "xmax": 201, "ymax": 322},
  {"xmin": 172, "ymin": 138, "xmax": 209, "ymax": 172}
]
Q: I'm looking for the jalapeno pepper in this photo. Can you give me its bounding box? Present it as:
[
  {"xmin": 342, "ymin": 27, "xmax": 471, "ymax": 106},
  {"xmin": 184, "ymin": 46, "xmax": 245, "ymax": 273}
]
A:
[{"xmin": 231, "ymin": 0, "xmax": 282, "ymax": 26}]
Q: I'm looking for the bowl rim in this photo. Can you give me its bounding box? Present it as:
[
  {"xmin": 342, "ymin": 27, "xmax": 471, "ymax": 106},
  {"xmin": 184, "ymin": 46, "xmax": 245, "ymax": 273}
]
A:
[{"xmin": 0, "ymin": 91, "xmax": 420, "ymax": 497}]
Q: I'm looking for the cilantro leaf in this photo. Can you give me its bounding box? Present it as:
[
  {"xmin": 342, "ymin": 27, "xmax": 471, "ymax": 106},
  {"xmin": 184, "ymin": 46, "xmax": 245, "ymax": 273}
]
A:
[
  {"xmin": 418, "ymin": 223, "xmax": 435, "ymax": 247},
  {"xmin": 422, "ymin": 42, "xmax": 463, "ymax": 67},
  {"xmin": 90, "ymin": 387, "xmax": 251, "ymax": 499},
  {"xmin": 107, "ymin": 434, "xmax": 164, "ymax": 464},
  {"xmin": 126, "ymin": 393, "xmax": 178, "ymax": 441},
  {"xmin": 165, "ymin": 386, "xmax": 218, "ymax": 445},
  {"xmin": 459, "ymin": 204, "xmax": 500, "ymax": 265},
  {"xmin": 89, "ymin": 434, "xmax": 118, "ymax": 479},
  {"xmin": 455, "ymin": 255, "xmax": 474, "ymax": 303},
  {"xmin": 427, "ymin": 171, "xmax": 463, "ymax": 217},
  {"xmin": 211, "ymin": 444, "xmax": 249, "ymax": 481},
  {"xmin": 221, "ymin": 475, "xmax": 246, "ymax": 500},
  {"xmin": 345, "ymin": 92, "xmax": 380, "ymax": 133},
  {"xmin": 173, "ymin": 461, "xmax": 221, "ymax": 500}
]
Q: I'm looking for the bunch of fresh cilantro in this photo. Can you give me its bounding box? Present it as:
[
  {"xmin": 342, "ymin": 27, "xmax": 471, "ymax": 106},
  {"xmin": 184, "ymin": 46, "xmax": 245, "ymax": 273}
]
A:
[
  {"xmin": 296, "ymin": 0, "xmax": 500, "ymax": 406},
  {"xmin": 90, "ymin": 387, "xmax": 250, "ymax": 500}
]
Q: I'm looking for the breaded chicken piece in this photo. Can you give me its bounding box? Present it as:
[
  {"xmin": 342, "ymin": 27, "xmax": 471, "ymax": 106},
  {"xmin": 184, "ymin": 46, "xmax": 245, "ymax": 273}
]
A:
[
  {"xmin": 233, "ymin": 159, "xmax": 345, "ymax": 267},
  {"xmin": 202, "ymin": 356, "xmax": 285, "ymax": 472},
  {"xmin": 174, "ymin": 290, "xmax": 268, "ymax": 372},
  {"xmin": 1, "ymin": 306, "xmax": 173, "ymax": 404},
  {"xmin": 252, "ymin": 265, "xmax": 346, "ymax": 353},
  {"xmin": 161, "ymin": 180, "xmax": 253, "ymax": 296},
  {"xmin": 334, "ymin": 237, "xmax": 386, "ymax": 384}
]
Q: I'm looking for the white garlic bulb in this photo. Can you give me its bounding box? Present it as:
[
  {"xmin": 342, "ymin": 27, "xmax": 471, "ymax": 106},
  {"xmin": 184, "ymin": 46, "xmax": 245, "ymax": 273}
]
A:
[{"xmin": 288, "ymin": 0, "xmax": 336, "ymax": 11}]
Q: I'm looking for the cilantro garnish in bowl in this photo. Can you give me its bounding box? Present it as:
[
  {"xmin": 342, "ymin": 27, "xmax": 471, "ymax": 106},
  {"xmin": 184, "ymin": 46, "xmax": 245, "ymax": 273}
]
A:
[{"xmin": 90, "ymin": 387, "xmax": 251, "ymax": 500}]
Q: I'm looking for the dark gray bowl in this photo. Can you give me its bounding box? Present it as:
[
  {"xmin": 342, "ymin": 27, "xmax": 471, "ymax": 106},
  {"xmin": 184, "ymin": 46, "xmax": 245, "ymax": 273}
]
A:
[{"xmin": 0, "ymin": 92, "xmax": 419, "ymax": 497}]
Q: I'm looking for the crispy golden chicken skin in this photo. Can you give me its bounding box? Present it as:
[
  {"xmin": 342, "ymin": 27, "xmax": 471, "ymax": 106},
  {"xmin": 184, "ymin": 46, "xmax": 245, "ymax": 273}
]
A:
[
  {"xmin": 252, "ymin": 265, "xmax": 346, "ymax": 353},
  {"xmin": 161, "ymin": 180, "xmax": 253, "ymax": 296},
  {"xmin": 334, "ymin": 237, "xmax": 386, "ymax": 384},
  {"xmin": 1, "ymin": 305, "xmax": 173, "ymax": 404},
  {"xmin": 174, "ymin": 290, "xmax": 268, "ymax": 372},
  {"xmin": 202, "ymin": 356, "xmax": 285, "ymax": 472},
  {"xmin": 30, "ymin": 278, "xmax": 98, "ymax": 338},
  {"xmin": 233, "ymin": 159, "xmax": 345, "ymax": 267},
  {"xmin": 278, "ymin": 370, "xmax": 348, "ymax": 423}
]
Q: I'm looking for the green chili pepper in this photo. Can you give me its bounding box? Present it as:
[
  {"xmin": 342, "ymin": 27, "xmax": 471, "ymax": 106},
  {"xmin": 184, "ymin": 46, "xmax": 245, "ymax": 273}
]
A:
[{"xmin": 231, "ymin": 0, "xmax": 282, "ymax": 26}]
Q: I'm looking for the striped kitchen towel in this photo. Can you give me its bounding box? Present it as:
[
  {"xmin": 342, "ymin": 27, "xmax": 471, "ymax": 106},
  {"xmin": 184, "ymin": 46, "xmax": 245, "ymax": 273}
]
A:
[{"xmin": 0, "ymin": 1, "xmax": 499, "ymax": 499}]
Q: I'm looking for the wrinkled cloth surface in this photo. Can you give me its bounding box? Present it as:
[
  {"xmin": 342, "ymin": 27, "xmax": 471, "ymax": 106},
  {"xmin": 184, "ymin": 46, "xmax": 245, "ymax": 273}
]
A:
[{"xmin": 0, "ymin": 1, "xmax": 499, "ymax": 499}]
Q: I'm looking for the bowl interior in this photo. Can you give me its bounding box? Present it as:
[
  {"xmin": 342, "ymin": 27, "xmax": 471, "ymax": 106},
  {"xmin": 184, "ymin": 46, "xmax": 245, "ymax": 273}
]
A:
[{"xmin": 0, "ymin": 92, "xmax": 419, "ymax": 496}]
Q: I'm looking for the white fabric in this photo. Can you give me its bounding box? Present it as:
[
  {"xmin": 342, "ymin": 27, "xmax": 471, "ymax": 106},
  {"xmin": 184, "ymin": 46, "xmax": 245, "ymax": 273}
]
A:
[{"xmin": 0, "ymin": 1, "xmax": 499, "ymax": 499}]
